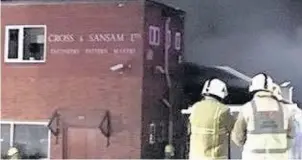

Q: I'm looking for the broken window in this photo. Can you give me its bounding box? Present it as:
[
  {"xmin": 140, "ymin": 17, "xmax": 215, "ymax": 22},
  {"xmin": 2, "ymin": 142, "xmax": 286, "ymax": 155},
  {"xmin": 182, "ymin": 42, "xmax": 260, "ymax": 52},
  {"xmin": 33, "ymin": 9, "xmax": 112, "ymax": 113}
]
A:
[{"xmin": 5, "ymin": 25, "xmax": 46, "ymax": 63}]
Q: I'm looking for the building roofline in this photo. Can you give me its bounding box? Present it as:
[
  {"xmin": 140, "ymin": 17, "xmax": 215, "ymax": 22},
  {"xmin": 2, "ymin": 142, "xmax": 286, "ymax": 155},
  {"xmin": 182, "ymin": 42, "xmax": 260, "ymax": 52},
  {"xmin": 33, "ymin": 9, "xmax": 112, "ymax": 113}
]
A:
[
  {"xmin": 1, "ymin": 0, "xmax": 185, "ymax": 14},
  {"xmin": 146, "ymin": 0, "xmax": 186, "ymax": 15},
  {"xmin": 0, "ymin": 0, "xmax": 142, "ymax": 6}
]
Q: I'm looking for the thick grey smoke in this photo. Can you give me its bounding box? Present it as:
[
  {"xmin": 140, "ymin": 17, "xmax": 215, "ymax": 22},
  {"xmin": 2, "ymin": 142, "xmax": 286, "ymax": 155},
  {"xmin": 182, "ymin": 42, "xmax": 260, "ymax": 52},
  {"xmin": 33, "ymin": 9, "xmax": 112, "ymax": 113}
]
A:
[{"xmin": 156, "ymin": 0, "xmax": 302, "ymax": 104}]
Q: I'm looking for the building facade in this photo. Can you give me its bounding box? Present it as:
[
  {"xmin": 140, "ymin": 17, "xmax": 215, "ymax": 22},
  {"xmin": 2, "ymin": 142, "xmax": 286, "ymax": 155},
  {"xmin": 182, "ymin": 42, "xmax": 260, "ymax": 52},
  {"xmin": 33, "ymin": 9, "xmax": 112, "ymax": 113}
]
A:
[{"xmin": 1, "ymin": 0, "xmax": 185, "ymax": 159}]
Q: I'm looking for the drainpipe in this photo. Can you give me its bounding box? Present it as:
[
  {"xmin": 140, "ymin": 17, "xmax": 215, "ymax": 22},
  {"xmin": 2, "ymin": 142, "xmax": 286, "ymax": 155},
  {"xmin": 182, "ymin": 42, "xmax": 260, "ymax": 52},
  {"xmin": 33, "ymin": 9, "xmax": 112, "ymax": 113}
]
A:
[{"xmin": 164, "ymin": 17, "xmax": 174, "ymax": 159}]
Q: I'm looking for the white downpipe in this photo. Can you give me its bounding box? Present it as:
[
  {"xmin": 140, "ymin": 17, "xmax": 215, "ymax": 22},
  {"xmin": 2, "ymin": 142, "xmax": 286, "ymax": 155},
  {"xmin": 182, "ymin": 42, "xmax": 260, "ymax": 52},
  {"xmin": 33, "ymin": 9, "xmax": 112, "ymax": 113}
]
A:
[{"xmin": 165, "ymin": 17, "xmax": 173, "ymax": 146}]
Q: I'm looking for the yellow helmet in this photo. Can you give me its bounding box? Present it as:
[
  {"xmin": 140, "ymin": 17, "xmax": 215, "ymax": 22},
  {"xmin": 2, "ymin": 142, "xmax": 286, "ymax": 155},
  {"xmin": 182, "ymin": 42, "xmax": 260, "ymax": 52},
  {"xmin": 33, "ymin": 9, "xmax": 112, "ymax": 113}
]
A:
[{"xmin": 7, "ymin": 147, "xmax": 18, "ymax": 156}]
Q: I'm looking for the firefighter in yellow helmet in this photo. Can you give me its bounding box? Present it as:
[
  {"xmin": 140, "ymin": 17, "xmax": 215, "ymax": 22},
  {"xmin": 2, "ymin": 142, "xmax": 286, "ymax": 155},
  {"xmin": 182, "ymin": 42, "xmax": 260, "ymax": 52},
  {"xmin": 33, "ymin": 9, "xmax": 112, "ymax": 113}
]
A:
[
  {"xmin": 189, "ymin": 78, "xmax": 235, "ymax": 160},
  {"xmin": 7, "ymin": 147, "xmax": 20, "ymax": 159},
  {"xmin": 231, "ymin": 73, "xmax": 295, "ymax": 160}
]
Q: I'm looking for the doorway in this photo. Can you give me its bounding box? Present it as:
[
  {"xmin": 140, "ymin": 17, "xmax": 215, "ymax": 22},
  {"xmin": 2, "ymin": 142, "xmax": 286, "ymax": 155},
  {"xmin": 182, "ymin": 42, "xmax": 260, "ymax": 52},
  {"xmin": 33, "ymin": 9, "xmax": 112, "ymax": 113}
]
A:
[{"xmin": 66, "ymin": 127, "xmax": 105, "ymax": 159}]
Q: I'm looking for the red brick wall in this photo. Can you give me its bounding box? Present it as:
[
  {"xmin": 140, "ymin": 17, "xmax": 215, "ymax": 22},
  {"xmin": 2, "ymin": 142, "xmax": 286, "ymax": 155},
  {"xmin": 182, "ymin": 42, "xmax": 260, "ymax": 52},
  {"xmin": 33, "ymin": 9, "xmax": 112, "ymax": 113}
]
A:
[{"xmin": 1, "ymin": 2, "xmax": 144, "ymax": 159}]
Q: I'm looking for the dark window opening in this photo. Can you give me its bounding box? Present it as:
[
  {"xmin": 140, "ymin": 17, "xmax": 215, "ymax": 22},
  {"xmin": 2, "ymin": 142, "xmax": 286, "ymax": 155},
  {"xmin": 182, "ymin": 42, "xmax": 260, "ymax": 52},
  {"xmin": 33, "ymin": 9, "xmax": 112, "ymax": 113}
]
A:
[
  {"xmin": 155, "ymin": 30, "xmax": 160, "ymax": 44},
  {"xmin": 8, "ymin": 29, "xmax": 19, "ymax": 59}
]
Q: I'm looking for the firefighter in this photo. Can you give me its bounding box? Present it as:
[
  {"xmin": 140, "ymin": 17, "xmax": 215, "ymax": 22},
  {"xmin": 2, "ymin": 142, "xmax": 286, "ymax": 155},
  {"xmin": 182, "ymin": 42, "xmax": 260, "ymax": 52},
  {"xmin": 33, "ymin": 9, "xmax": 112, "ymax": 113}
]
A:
[
  {"xmin": 272, "ymin": 83, "xmax": 283, "ymax": 101},
  {"xmin": 291, "ymin": 107, "xmax": 302, "ymax": 159},
  {"xmin": 272, "ymin": 83, "xmax": 302, "ymax": 159},
  {"xmin": 7, "ymin": 147, "xmax": 20, "ymax": 159},
  {"xmin": 164, "ymin": 144, "xmax": 175, "ymax": 159},
  {"xmin": 231, "ymin": 73, "xmax": 295, "ymax": 160},
  {"xmin": 189, "ymin": 78, "xmax": 235, "ymax": 160}
]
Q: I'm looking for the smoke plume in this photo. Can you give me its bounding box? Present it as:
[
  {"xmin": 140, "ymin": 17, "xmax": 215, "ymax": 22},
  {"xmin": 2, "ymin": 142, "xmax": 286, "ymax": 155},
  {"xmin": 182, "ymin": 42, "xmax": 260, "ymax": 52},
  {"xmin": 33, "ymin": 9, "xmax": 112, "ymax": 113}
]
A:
[{"xmin": 156, "ymin": 0, "xmax": 302, "ymax": 104}]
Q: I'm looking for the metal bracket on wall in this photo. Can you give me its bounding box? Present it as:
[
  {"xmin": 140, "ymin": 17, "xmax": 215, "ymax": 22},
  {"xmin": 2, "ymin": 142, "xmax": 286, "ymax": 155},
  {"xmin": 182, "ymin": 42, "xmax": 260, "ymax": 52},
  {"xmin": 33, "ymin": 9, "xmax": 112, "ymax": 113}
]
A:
[
  {"xmin": 98, "ymin": 110, "xmax": 111, "ymax": 147},
  {"xmin": 47, "ymin": 110, "xmax": 60, "ymax": 144}
]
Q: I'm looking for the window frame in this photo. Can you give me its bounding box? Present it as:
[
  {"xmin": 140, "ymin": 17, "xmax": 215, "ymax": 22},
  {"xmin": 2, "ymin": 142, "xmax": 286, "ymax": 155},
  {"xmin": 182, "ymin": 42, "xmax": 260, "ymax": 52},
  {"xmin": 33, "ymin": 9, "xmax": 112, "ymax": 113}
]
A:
[
  {"xmin": 149, "ymin": 25, "xmax": 160, "ymax": 46},
  {"xmin": 5, "ymin": 25, "xmax": 47, "ymax": 63},
  {"xmin": 175, "ymin": 32, "xmax": 181, "ymax": 51},
  {"xmin": 148, "ymin": 122, "xmax": 156, "ymax": 144},
  {"xmin": 0, "ymin": 120, "xmax": 51, "ymax": 159}
]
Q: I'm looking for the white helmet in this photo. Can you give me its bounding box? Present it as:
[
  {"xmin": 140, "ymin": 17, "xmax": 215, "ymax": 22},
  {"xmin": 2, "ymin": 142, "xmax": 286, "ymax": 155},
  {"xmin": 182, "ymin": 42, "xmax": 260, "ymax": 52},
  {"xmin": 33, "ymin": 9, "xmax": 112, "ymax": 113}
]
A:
[
  {"xmin": 272, "ymin": 83, "xmax": 283, "ymax": 100},
  {"xmin": 201, "ymin": 78, "xmax": 228, "ymax": 99},
  {"xmin": 7, "ymin": 147, "xmax": 18, "ymax": 156},
  {"xmin": 249, "ymin": 73, "xmax": 274, "ymax": 93}
]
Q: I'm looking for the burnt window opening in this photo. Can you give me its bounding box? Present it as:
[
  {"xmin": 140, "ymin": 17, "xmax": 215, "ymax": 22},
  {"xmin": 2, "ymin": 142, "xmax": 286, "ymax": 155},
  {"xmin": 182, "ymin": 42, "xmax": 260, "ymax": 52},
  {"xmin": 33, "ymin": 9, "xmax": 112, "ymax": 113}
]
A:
[
  {"xmin": 5, "ymin": 25, "xmax": 46, "ymax": 63},
  {"xmin": 158, "ymin": 121, "xmax": 167, "ymax": 143},
  {"xmin": 146, "ymin": 49, "xmax": 154, "ymax": 61},
  {"xmin": 175, "ymin": 32, "xmax": 181, "ymax": 51},
  {"xmin": 149, "ymin": 25, "xmax": 160, "ymax": 46},
  {"xmin": 178, "ymin": 55, "xmax": 183, "ymax": 64},
  {"xmin": 155, "ymin": 29, "xmax": 160, "ymax": 45},
  {"xmin": 149, "ymin": 122, "xmax": 156, "ymax": 144}
]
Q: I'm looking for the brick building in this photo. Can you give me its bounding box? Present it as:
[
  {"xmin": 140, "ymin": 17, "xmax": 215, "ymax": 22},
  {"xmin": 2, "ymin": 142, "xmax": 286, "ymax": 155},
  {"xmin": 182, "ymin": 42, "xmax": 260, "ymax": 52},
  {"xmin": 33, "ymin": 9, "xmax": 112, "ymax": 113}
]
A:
[{"xmin": 1, "ymin": 0, "xmax": 185, "ymax": 159}]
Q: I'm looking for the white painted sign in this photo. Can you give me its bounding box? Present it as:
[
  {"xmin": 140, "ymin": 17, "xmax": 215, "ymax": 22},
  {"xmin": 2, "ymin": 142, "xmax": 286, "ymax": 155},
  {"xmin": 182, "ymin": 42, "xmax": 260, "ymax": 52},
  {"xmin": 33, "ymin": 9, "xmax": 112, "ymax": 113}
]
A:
[
  {"xmin": 48, "ymin": 34, "xmax": 75, "ymax": 42},
  {"xmin": 47, "ymin": 33, "xmax": 141, "ymax": 43},
  {"xmin": 47, "ymin": 32, "xmax": 141, "ymax": 55},
  {"xmin": 50, "ymin": 48, "xmax": 137, "ymax": 55}
]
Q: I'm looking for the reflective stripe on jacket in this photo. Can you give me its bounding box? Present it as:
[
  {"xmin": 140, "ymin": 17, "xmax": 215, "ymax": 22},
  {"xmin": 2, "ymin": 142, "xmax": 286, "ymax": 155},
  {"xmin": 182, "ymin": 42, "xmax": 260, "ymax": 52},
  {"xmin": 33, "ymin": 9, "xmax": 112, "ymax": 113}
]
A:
[
  {"xmin": 231, "ymin": 91, "xmax": 294, "ymax": 160},
  {"xmin": 246, "ymin": 100, "xmax": 288, "ymax": 154},
  {"xmin": 9, "ymin": 153, "xmax": 20, "ymax": 160},
  {"xmin": 189, "ymin": 97, "xmax": 235, "ymax": 159},
  {"xmin": 289, "ymin": 106, "xmax": 302, "ymax": 159}
]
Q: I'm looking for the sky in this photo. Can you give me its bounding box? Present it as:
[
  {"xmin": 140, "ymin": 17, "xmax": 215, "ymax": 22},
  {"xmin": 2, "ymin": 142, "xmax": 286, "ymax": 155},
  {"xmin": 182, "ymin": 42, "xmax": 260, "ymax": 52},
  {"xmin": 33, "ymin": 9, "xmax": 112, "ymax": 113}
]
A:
[{"xmin": 156, "ymin": 0, "xmax": 302, "ymax": 104}]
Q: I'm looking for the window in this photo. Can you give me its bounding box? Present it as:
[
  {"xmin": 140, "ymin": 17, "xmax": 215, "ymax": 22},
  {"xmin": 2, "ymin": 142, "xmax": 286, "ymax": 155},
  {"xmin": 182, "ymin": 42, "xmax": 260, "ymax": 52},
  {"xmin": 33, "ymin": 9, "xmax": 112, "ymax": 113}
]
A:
[
  {"xmin": 5, "ymin": 25, "xmax": 46, "ymax": 63},
  {"xmin": 178, "ymin": 55, "xmax": 183, "ymax": 64},
  {"xmin": 0, "ymin": 122, "xmax": 50, "ymax": 159},
  {"xmin": 1, "ymin": 124, "xmax": 11, "ymax": 158},
  {"xmin": 148, "ymin": 122, "xmax": 156, "ymax": 144},
  {"xmin": 175, "ymin": 32, "xmax": 181, "ymax": 50},
  {"xmin": 146, "ymin": 49, "xmax": 154, "ymax": 61},
  {"xmin": 157, "ymin": 121, "xmax": 167, "ymax": 143},
  {"xmin": 149, "ymin": 26, "xmax": 160, "ymax": 46}
]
